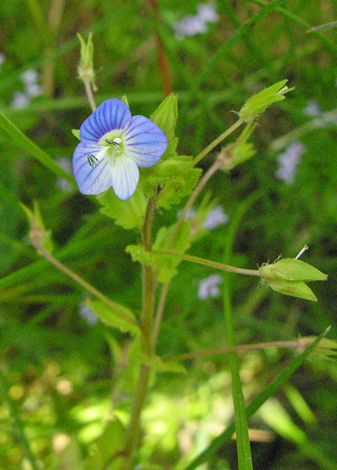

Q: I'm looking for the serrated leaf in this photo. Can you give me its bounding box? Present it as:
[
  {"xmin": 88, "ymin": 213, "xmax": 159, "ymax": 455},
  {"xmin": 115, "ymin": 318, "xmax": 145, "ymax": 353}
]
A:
[
  {"xmin": 269, "ymin": 259, "xmax": 327, "ymax": 281},
  {"xmin": 87, "ymin": 299, "xmax": 140, "ymax": 334},
  {"xmin": 72, "ymin": 128, "xmax": 80, "ymax": 140},
  {"xmin": 150, "ymin": 94, "xmax": 178, "ymax": 159},
  {"xmin": 97, "ymin": 186, "xmax": 146, "ymax": 229},
  {"xmin": 125, "ymin": 244, "xmax": 154, "ymax": 266},
  {"xmin": 156, "ymin": 163, "xmax": 201, "ymax": 210}
]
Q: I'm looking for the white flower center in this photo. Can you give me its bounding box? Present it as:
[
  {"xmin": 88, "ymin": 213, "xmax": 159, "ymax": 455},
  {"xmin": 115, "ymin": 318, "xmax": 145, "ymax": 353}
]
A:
[{"xmin": 87, "ymin": 134, "xmax": 124, "ymax": 168}]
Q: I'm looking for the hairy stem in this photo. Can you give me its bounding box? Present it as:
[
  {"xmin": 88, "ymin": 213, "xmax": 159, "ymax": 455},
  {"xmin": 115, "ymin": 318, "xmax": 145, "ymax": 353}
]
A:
[{"xmin": 123, "ymin": 197, "xmax": 157, "ymax": 466}]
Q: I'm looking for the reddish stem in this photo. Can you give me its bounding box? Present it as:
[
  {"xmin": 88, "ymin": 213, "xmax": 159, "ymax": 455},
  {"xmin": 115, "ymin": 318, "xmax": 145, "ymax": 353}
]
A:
[{"xmin": 148, "ymin": 0, "xmax": 173, "ymax": 96}]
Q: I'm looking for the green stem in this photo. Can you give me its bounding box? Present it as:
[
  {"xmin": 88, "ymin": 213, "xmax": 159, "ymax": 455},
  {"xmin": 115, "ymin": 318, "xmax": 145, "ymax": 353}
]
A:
[
  {"xmin": 153, "ymin": 250, "xmax": 260, "ymax": 277},
  {"xmin": 0, "ymin": 368, "xmax": 39, "ymax": 470},
  {"xmin": 152, "ymin": 282, "xmax": 169, "ymax": 348},
  {"xmin": 194, "ymin": 118, "xmax": 244, "ymax": 165},
  {"xmin": 122, "ymin": 364, "xmax": 152, "ymax": 467},
  {"xmin": 123, "ymin": 197, "xmax": 157, "ymax": 466}
]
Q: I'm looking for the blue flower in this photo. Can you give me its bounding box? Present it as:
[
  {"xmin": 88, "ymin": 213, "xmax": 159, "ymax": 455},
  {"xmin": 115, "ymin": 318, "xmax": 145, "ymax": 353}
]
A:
[{"xmin": 73, "ymin": 99, "xmax": 168, "ymax": 200}]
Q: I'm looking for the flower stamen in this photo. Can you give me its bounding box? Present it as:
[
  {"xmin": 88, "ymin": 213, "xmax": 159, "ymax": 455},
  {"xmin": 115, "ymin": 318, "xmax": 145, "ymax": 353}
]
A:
[
  {"xmin": 87, "ymin": 153, "xmax": 99, "ymax": 167},
  {"xmin": 105, "ymin": 137, "xmax": 122, "ymax": 146}
]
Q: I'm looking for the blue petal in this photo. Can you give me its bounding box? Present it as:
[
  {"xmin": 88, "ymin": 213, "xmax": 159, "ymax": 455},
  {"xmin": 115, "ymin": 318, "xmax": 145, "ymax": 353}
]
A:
[
  {"xmin": 123, "ymin": 115, "xmax": 168, "ymax": 167},
  {"xmin": 73, "ymin": 142, "xmax": 112, "ymax": 195},
  {"xmin": 80, "ymin": 99, "xmax": 132, "ymax": 145},
  {"xmin": 111, "ymin": 156, "xmax": 139, "ymax": 200}
]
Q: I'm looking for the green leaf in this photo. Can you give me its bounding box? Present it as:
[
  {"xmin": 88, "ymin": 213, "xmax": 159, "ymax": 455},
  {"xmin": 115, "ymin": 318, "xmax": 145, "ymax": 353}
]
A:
[
  {"xmin": 84, "ymin": 418, "xmax": 125, "ymax": 470},
  {"xmin": 0, "ymin": 111, "xmax": 75, "ymax": 184},
  {"xmin": 150, "ymin": 94, "xmax": 178, "ymax": 159},
  {"xmin": 121, "ymin": 95, "xmax": 129, "ymax": 107},
  {"xmin": 72, "ymin": 128, "xmax": 80, "ymax": 140},
  {"xmin": 87, "ymin": 299, "xmax": 140, "ymax": 335},
  {"xmin": 97, "ymin": 186, "xmax": 147, "ymax": 229},
  {"xmin": 141, "ymin": 155, "xmax": 201, "ymax": 205},
  {"xmin": 125, "ymin": 244, "xmax": 153, "ymax": 266},
  {"xmin": 156, "ymin": 159, "xmax": 201, "ymax": 210}
]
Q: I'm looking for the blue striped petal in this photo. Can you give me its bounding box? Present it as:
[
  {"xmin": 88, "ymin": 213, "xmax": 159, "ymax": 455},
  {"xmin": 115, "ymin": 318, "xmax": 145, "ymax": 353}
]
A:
[
  {"xmin": 80, "ymin": 99, "xmax": 132, "ymax": 145},
  {"xmin": 111, "ymin": 155, "xmax": 139, "ymax": 200},
  {"xmin": 123, "ymin": 115, "xmax": 168, "ymax": 167},
  {"xmin": 73, "ymin": 142, "xmax": 112, "ymax": 195}
]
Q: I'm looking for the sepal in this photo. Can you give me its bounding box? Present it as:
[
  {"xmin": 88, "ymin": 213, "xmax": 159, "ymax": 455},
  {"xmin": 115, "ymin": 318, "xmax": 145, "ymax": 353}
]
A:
[
  {"xmin": 97, "ymin": 186, "xmax": 147, "ymax": 230},
  {"xmin": 259, "ymin": 258, "xmax": 327, "ymax": 302},
  {"xmin": 239, "ymin": 80, "xmax": 293, "ymax": 123},
  {"xmin": 150, "ymin": 94, "xmax": 178, "ymax": 159}
]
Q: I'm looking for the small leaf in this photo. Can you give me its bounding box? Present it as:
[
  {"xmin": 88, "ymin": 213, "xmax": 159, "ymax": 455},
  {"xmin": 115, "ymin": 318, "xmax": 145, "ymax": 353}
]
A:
[
  {"xmin": 87, "ymin": 299, "xmax": 140, "ymax": 335},
  {"xmin": 150, "ymin": 94, "xmax": 178, "ymax": 159},
  {"xmin": 72, "ymin": 129, "xmax": 80, "ymax": 140},
  {"xmin": 121, "ymin": 95, "xmax": 129, "ymax": 107},
  {"xmin": 156, "ymin": 161, "xmax": 201, "ymax": 209},
  {"xmin": 97, "ymin": 186, "xmax": 147, "ymax": 229}
]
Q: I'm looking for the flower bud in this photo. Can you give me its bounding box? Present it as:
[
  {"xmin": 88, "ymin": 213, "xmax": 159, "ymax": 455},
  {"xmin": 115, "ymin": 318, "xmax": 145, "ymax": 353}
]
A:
[{"xmin": 77, "ymin": 32, "xmax": 97, "ymax": 91}]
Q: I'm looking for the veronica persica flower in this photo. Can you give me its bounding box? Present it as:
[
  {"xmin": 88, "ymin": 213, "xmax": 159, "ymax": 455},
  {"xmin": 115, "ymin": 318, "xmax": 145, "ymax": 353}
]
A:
[{"xmin": 73, "ymin": 99, "xmax": 168, "ymax": 200}]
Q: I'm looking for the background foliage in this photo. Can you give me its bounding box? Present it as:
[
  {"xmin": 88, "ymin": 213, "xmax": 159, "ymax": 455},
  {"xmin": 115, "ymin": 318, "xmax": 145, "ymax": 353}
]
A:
[{"xmin": 1, "ymin": 0, "xmax": 337, "ymax": 469}]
